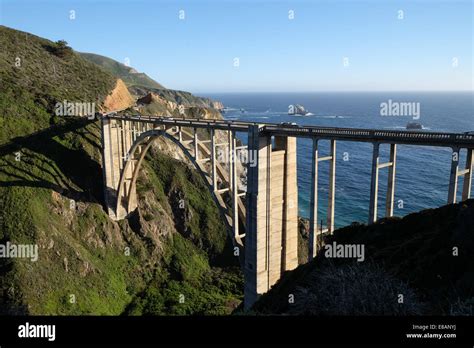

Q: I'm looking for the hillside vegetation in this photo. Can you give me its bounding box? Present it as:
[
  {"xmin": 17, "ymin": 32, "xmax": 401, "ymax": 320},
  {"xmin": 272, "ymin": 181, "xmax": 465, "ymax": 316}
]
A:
[
  {"xmin": 0, "ymin": 25, "xmax": 241, "ymax": 315},
  {"xmin": 252, "ymin": 200, "xmax": 474, "ymax": 315},
  {"xmin": 80, "ymin": 52, "xmax": 165, "ymax": 90},
  {"xmin": 0, "ymin": 26, "xmax": 116, "ymax": 142}
]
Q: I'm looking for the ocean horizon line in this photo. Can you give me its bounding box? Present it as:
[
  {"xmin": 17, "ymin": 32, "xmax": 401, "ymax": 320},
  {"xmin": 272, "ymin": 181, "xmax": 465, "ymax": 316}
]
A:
[{"xmin": 195, "ymin": 90, "xmax": 474, "ymax": 95}]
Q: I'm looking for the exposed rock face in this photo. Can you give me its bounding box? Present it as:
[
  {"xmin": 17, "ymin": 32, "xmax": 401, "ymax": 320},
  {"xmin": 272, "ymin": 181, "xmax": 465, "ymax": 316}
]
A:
[
  {"xmin": 103, "ymin": 79, "xmax": 135, "ymax": 112},
  {"xmin": 135, "ymin": 92, "xmax": 223, "ymax": 122},
  {"xmin": 137, "ymin": 92, "xmax": 178, "ymax": 113},
  {"xmin": 131, "ymin": 87, "xmax": 223, "ymax": 114},
  {"xmin": 169, "ymin": 186, "xmax": 193, "ymax": 238},
  {"xmin": 185, "ymin": 106, "xmax": 221, "ymax": 119},
  {"xmin": 210, "ymin": 100, "xmax": 224, "ymax": 110},
  {"xmin": 136, "ymin": 93, "xmax": 154, "ymax": 105},
  {"xmin": 298, "ymin": 217, "xmax": 310, "ymax": 264}
]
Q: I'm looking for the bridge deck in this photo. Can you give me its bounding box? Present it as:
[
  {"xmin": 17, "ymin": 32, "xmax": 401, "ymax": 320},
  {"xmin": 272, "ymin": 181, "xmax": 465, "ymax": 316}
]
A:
[{"xmin": 106, "ymin": 115, "xmax": 474, "ymax": 148}]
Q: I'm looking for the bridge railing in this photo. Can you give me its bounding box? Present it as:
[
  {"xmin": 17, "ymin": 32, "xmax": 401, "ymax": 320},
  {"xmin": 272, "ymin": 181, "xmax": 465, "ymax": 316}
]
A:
[{"xmin": 264, "ymin": 125, "xmax": 474, "ymax": 147}]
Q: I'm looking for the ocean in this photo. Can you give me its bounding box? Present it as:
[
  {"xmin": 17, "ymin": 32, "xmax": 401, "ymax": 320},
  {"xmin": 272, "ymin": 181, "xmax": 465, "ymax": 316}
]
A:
[{"xmin": 203, "ymin": 92, "xmax": 473, "ymax": 228}]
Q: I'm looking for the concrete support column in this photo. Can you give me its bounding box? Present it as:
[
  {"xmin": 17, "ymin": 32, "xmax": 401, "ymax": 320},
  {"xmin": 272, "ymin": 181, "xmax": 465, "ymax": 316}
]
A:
[
  {"xmin": 228, "ymin": 129, "xmax": 233, "ymax": 190},
  {"xmin": 385, "ymin": 144, "xmax": 397, "ymax": 217},
  {"xmin": 110, "ymin": 119, "xmax": 121, "ymax": 183},
  {"xmin": 447, "ymin": 147, "xmax": 460, "ymax": 204},
  {"xmin": 126, "ymin": 120, "xmax": 133, "ymax": 176},
  {"xmin": 309, "ymin": 138, "xmax": 319, "ymax": 261},
  {"xmin": 282, "ymin": 136, "xmax": 298, "ymax": 272},
  {"xmin": 128, "ymin": 121, "xmax": 135, "ymax": 177},
  {"xmin": 210, "ymin": 129, "xmax": 217, "ymax": 191},
  {"xmin": 194, "ymin": 127, "xmax": 198, "ymax": 160},
  {"xmin": 230, "ymin": 130, "xmax": 239, "ymax": 239},
  {"xmin": 116, "ymin": 120, "xmax": 135, "ymax": 220},
  {"xmin": 117, "ymin": 120, "xmax": 124, "ymax": 170},
  {"xmin": 138, "ymin": 122, "xmax": 142, "ymax": 137},
  {"xmin": 101, "ymin": 117, "xmax": 115, "ymax": 217},
  {"xmin": 126, "ymin": 120, "xmax": 137, "ymax": 215},
  {"xmin": 131, "ymin": 121, "xmax": 136, "ymax": 143},
  {"xmin": 327, "ymin": 140, "xmax": 336, "ymax": 233},
  {"xmin": 178, "ymin": 126, "xmax": 182, "ymax": 142},
  {"xmin": 369, "ymin": 142, "xmax": 380, "ymax": 224},
  {"xmin": 244, "ymin": 125, "xmax": 267, "ymax": 310},
  {"xmin": 123, "ymin": 120, "xmax": 129, "ymax": 164},
  {"xmin": 462, "ymin": 148, "xmax": 473, "ymax": 200},
  {"xmin": 119, "ymin": 120, "xmax": 126, "ymax": 202}
]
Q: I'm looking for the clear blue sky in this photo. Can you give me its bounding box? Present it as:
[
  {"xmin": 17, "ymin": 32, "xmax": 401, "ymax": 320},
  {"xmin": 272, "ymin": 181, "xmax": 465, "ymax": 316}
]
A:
[{"xmin": 1, "ymin": 0, "xmax": 472, "ymax": 93}]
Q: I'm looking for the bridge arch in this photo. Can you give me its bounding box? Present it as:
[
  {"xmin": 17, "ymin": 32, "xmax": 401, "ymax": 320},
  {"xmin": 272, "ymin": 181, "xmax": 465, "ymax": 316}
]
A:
[{"xmin": 112, "ymin": 127, "xmax": 245, "ymax": 247}]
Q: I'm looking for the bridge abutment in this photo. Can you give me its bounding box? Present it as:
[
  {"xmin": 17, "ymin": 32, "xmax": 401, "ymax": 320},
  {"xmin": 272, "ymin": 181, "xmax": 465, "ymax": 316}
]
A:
[
  {"xmin": 101, "ymin": 117, "xmax": 121, "ymax": 219},
  {"xmin": 102, "ymin": 118, "xmax": 152, "ymax": 220}
]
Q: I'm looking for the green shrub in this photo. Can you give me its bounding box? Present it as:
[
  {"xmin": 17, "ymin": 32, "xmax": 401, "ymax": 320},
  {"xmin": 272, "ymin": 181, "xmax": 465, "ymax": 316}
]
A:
[{"xmin": 53, "ymin": 40, "xmax": 73, "ymax": 58}]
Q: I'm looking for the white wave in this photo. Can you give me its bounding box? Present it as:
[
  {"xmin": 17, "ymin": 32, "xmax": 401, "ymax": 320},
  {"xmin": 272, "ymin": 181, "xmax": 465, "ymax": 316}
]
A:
[
  {"xmin": 383, "ymin": 126, "xmax": 431, "ymax": 131},
  {"xmin": 384, "ymin": 126, "xmax": 406, "ymax": 130}
]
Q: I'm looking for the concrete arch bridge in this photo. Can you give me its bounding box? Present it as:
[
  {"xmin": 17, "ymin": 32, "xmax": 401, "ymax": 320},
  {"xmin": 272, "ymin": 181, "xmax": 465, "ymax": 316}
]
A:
[{"xmin": 101, "ymin": 114, "xmax": 474, "ymax": 308}]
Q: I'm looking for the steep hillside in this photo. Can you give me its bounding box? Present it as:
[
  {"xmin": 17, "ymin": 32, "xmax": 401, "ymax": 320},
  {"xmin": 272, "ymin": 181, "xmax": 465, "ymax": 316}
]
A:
[
  {"xmin": 79, "ymin": 52, "xmax": 165, "ymax": 90},
  {"xmin": 252, "ymin": 200, "xmax": 474, "ymax": 315},
  {"xmin": 0, "ymin": 26, "xmax": 241, "ymax": 315},
  {"xmin": 79, "ymin": 52, "xmax": 224, "ymax": 118},
  {"xmin": 0, "ymin": 26, "xmax": 116, "ymax": 141}
]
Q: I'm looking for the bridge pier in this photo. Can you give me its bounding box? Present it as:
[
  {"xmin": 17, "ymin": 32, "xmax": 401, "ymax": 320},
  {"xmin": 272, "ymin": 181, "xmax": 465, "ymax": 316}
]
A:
[
  {"xmin": 230, "ymin": 130, "xmax": 239, "ymax": 240},
  {"xmin": 449, "ymin": 147, "xmax": 473, "ymax": 203},
  {"xmin": 194, "ymin": 127, "xmax": 198, "ymax": 160},
  {"xmin": 309, "ymin": 139, "xmax": 319, "ymax": 261},
  {"xmin": 210, "ymin": 129, "xmax": 217, "ymax": 190},
  {"xmin": 101, "ymin": 117, "xmax": 116, "ymax": 218},
  {"xmin": 369, "ymin": 143, "xmax": 397, "ymax": 224},
  {"xmin": 386, "ymin": 144, "xmax": 397, "ymax": 217},
  {"xmin": 178, "ymin": 126, "xmax": 182, "ymax": 142},
  {"xmin": 447, "ymin": 147, "xmax": 460, "ymax": 204},
  {"xmin": 244, "ymin": 125, "xmax": 299, "ymax": 309},
  {"xmin": 228, "ymin": 130, "xmax": 233, "ymax": 192},
  {"xmin": 327, "ymin": 139, "xmax": 336, "ymax": 233},
  {"xmin": 308, "ymin": 139, "xmax": 337, "ymax": 261},
  {"xmin": 462, "ymin": 148, "xmax": 473, "ymax": 200}
]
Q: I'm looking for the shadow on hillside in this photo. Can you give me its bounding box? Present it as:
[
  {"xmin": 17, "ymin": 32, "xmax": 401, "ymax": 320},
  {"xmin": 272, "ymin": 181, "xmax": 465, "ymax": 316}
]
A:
[{"xmin": 0, "ymin": 118, "xmax": 104, "ymax": 204}]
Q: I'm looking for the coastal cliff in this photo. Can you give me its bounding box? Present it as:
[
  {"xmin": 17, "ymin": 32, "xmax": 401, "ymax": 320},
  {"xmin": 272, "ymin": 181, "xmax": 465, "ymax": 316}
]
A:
[{"xmin": 0, "ymin": 25, "xmax": 241, "ymax": 315}]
